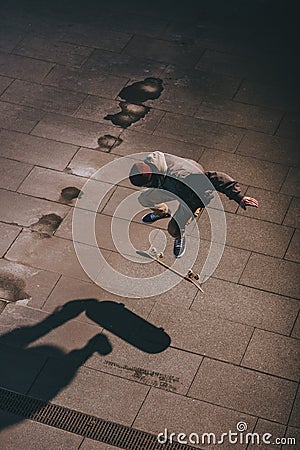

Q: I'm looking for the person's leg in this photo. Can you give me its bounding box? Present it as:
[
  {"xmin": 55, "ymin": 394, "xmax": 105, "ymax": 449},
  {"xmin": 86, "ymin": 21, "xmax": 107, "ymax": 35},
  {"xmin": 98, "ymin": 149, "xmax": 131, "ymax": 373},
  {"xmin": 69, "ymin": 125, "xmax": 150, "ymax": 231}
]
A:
[
  {"xmin": 168, "ymin": 203, "xmax": 194, "ymax": 258},
  {"xmin": 138, "ymin": 189, "xmax": 175, "ymax": 222}
]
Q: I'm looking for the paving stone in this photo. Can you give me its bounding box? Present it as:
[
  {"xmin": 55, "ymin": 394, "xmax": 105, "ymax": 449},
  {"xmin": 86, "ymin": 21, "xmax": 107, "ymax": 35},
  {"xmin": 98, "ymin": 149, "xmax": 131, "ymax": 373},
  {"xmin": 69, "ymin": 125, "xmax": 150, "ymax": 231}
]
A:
[
  {"xmin": 188, "ymin": 358, "xmax": 297, "ymax": 423},
  {"xmin": 0, "ymin": 259, "xmax": 60, "ymax": 308},
  {"xmin": 0, "ymin": 74, "xmax": 13, "ymax": 95},
  {"xmin": 2, "ymin": 80, "xmax": 87, "ymax": 114},
  {"xmin": 237, "ymin": 186, "xmax": 291, "ymax": 224},
  {"xmin": 284, "ymin": 427, "xmax": 300, "ymax": 450},
  {"xmin": 13, "ymin": 34, "xmax": 93, "ymax": 67},
  {"xmin": 67, "ymin": 148, "xmax": 121, "ymax": 178},
  {"xmin": 289, "ymin": 389, "xmax": 299, "ymax": 427},
  {"xmin": 80, "ymin": 441, "xmax": 124, "ymax": 450},
  {"xmin": 237, "ymin": 131, "xmax": 300, "ymax": 168},
  {"xmin": 31, "ymin": 113, "xmax": 118, "ymax": 148},
  {"xmin": 134, "ymin": 388, "xmax": 257, "ymax": 448},
  {"xmin": 83, "ymin": 49, "xmax": 166, "ymax": 79},
  {"xmin": 285, "ymin": 229, "xmax": 300, "ymax": 263},
  {"xmin": 240, "ymin": 253, "xmax": 300, "ymax": 299},
  {"xmin": 29, "ymin": 361, "xmax": 149, "ymax": 425},
  {"xmin": 0, "ymin": 101, "xmax": 44, "ymax": 133},
  {"xmin": 0, "ymin": 52, "xmax": 54, "ymax": 82},
  {"xmin": 199, "ymin": 148, "xmax": 289, "ymax": 192},
  {"xmin": 191, "ymin": 278, "xmax": 299, "ymax": 335},
  {"xmin": 0, "ymin": 24, "xmax": 26, "ymax": 53},
  {"xmin": 291, "ymin": 314, "xmax": 300, "ymax": 339},
  {"xmin": 0, "ymin": 303, "xmax": 102, "ymax": 356},
  {"xmin": 235, "ymin": 79, "xmax": 299, "ymax": 112},
  {"xmin": 43, "ymin": 64, "xmax": 128, "ymax": 97},
  {"xmin": 0, "ymin": 342, "xmax": 47, "ymax": 394},
  {"xmin": 283, "ymin": 197, "xmax": 300, "ymax": 228},
  {"xmin": 0, "ymin": 129, "xmax": 79, "ymax": 170},
  {"xmin": 0, "ymin": 189, "xmax": 70, "ymax": 227},
  {"xmin": 242, "ymin": 329, "xmax": 300, "ymax": 381},
  {"xmin": 86, "ymin": 332, "xmax": 202, "ymax": 395},
  {"xmin": 248, "ymin": 419, "xmax": 286, "ymax": 450},
  {"xmin": 0, "ymin": 411, "xmax": 82, "ymax": 449},
  {"xmin": 5, "ymin": 230, "xmax": 110, "ymax": 283},
  {"xmin": 154, "ymin": 113, "xmax": 245, "ymax": 151},
  {"xmin": 0, "ymin": 223, "xmax": 21, "ymax": 257},
  {"xmin": 74, "ymin": 96, "xmax": 121, "ymax": 124},
  {"xmin": 280, "ymin": 168, "xmax": 300, "ymax": 197},
  {"xmin": 195, "ymin": 98, "xmax": 282, "ymax": 134},
  {"xmin": 0, "ymin": 157, "xmax": 32, "ymax": 191},
  {"xmin": 276, "ymin": 113, "xmax": 300, "ymax": 141},
  {"xmin": 147, "ymin": 302, "xmax": 253, "ymax": 363}
]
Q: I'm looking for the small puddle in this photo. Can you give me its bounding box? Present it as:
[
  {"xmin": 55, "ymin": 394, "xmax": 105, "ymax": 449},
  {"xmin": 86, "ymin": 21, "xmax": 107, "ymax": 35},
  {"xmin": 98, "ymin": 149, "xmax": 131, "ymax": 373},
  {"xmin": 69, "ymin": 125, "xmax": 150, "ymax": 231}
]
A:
[{"xmin": 30, "ymin": 213, "xmax": 63, "ymax": 237}]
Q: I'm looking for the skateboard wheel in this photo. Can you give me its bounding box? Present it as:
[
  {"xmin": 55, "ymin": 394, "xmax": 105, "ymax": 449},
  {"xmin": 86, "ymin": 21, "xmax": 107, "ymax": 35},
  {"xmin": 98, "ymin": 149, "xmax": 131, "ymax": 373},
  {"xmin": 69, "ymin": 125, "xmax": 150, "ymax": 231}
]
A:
[
  {"xmin": 187, "ymin": 270, "xmax": 193, "ymax": 278},
  {"xmin": 150, "ymin": 247, "xmax": 157, "ymax": 256},
  {"xmin": 193, "ymin": 273, "xmax": 200, "ymax": 280},
  {"xmin": 158, "ymin": 252, "xmax": 164, "ymax": 259}
]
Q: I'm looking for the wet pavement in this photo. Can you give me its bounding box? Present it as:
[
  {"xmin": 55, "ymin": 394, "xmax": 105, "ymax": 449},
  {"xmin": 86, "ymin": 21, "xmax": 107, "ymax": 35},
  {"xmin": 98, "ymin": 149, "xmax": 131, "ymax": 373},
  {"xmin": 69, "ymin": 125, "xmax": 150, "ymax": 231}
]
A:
[{"xmin": 0, "ymin": 0, "xmax": 299, "ymax": 448}]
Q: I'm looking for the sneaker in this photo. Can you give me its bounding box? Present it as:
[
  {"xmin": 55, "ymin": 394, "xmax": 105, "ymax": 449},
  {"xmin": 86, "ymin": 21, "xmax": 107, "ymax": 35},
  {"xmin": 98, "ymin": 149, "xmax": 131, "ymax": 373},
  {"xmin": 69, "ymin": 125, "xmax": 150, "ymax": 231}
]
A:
[
  {"xmin": 173, "ymin": 235, "xmax": 186, "ymax": 258},
  {"xmin": 142, "ymin": 210, "xmax": 171, "ymax": 224}
]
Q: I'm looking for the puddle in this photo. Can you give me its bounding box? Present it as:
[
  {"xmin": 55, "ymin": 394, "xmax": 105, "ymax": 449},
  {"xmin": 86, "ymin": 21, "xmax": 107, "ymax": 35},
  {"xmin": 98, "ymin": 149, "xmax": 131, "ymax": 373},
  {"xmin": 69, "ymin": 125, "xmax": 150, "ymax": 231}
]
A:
[
  {"xmin": 30, "ymin": 213, "xmax": 63, "ymax": 237},
  {"xmin": 97, "ymin": 134, "xmax": 123, "ymax": 152},
  {"xmin": 60, "ymin": 186, "xmax": 82, "ymax": 202},
  {"xmin": 0, "ymin": 275, "xmax": 30, "ymax": 302},
  {"xmin": 104, "ymin": 102, "xmax": 150, "ymax": 128}
]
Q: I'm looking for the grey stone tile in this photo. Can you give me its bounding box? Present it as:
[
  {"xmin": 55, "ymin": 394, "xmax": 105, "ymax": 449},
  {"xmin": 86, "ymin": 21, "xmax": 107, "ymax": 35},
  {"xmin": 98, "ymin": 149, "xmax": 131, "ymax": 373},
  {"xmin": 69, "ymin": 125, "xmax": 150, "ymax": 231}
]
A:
[
  {"xmin": 237, "ymin": 186, "xmax": 291, "ymax": 224},
  {"xmin": 242, "ymin": 329, "xmax": 300, "ymax": 381},
  {"xmin": 86, "ymin": 332, "xmax": 202, "ymax": 394},
  {"xmin": 2, "ymin": 80, "xmax": 87, "ymax": 114},
  {"xmin": 235, "ymin": 79, "xmax": 299, "ymax": 112},
  {"xmin": 43, "ymin": 64, "xmax": 128, "ymax": 97},
  {"xmin": 192, "ymin": 278, "xmax": 299, "ymax": 335},
  {"xmin": 83, "ymin": 49, "xmax": 165, "ymax": 79},
  {"xmin": 0, "ymin": 129, "xmax": 79, "ymax": 170},
  {"xmin": 154, "ymin": 113, "xmax": 245, "ymax": 151},
  {"xmin": 5, "ymin": 230, "xmax": 107, "ymax": 283},
  {"xmin": 0, "ymin": 222, "xmax": 21, "ymax": 256},
  {"xmin": 199, "ymin": 148, "xmax": 289, "ymax": 192},
  {"xmin": 66, "ymin": 148, "xmax": 121, "ymax": 178},
  {"xmin": 276, "ymin": 113, "xmax": 300, "ymax": 141},
  {"xmin": 291, "ymin": 314, "xmax": 300, "ymax": 339},
  {"xmin": 134, "ymin": 388, "xmax": 256, "ymax": 448},
  {"xmin": 0, "ymin": 101, "xmax": 44, "ymax": 133},
  {"xmin": 13, "ymin": 34, "xmax": 93, "ymax": 67},
  {"xmin": 0, "ymin": 189, "xmax": 70, "ymax": 227},
  {"xmin": 285, "ymin": 229, "xmax": 300, "ymax": 263},
  {"xmin": 289, "ymin": 389, "xmax": 299, "ymax": 427},
  {"xmin": 280, "ymin": 168, "xmax": 300, "ymax": 198},
  {"xmin": 0, "ymin": 259, "xmax": 60, "ymax": 309},
  {"xmin": 80, "ymin": 441, "xmax": 123, "ymax": 450},
  {"xmin": 240, "ymin": 253, "xmax": 300, "ymax": 299},
  {"xmin": 195, "ymin": 98, "xmax": 282, "ymax": 134},
  {"xmin": 29, "ymin": 361, "xmax": 149, "ymax": 425},
  {"xmin": 0, "ymin": 411, "xmax": 82, "ymax": 449},
  {"xmin": 0, "ymin": 24, "xmax": 26, "ymax": 53},
  {"xmin": 284, "ymin": 198, "xmax": 300, "ymax": 228},
  {"xmin": 0, "ymin": 74, "xmax": 13, "ymax": 95},
  {"xmin": 0, "ymin": 157, "xmax": 32, "ymax": 191},
  {"xmin": 237, "ymin": 131, "xmax": 300, "ymax": 168},
  {"xmin": 31, "ymin": 113, "xmax": 118, "ymax": 148},
  {"xmin": 0, "ymin": 52, "xmax": 54, "ymax": 82},
  {"xmin": 147, "ymin": 302, "xmax": 253, "ymax": 363},
  {"xmin": 248, "ymin": 419, "xmax": 286, "ymax": 450},
  {"xmin": 285, "ymin": 427, "xmax": 300, "ymax": 450},
  {"xmin": 74, "ymin": 95, "xmax": 121, "ymax": 124},
  {"xmin": 188, "ymin": 358, "xmax": 297, "ymax": 423}
]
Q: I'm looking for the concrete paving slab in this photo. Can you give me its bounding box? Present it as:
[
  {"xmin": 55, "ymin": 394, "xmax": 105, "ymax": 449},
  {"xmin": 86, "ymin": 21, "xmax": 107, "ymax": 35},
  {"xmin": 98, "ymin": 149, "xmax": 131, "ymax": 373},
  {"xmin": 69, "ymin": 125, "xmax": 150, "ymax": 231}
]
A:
[
  {"xmin": 0, "ymin": 129, "xmax": 79, "ymax": 170},
  {"xmin": 13, "ymin": 34, "xmax": 93, "ymax": 67},
  {"xmin": 283, "ymin": 197, "xmax": 300, "ymax": 228},
  {"xmin": 276, "ymin": 112, "xmax": 300, "ymax": 141},
  {"xmin": 248, "ymin": 419, "xmax": 286, "ymax": 450},
  {"xmin": 280, "ymin": 168, "xmax": 300, "ymax": 197},
  {"xmin": 31, "ymin": 113, "xmax": 118, "ymax": 148},
  {"xmin": 199, "ymin": 148, "xmax": 289, "ymax": 192},
  {"xmin": 0, "ymin": 74, "xmax": 13, "ymax": 95},
  {"xmin": 0, "ymin": 101, "xmax": 44, "ymax": 133},
  {"xmin": 285, "ymin": 427, "xmax": 300, "ymax": 450},
  {"xmin": 154, "ymin": 113, "xmax": 245, "ymax": 151},
  {"xmin": 147, "ymin": 302, "xmax": 253, "ymax": 363},
  {"xmin": 2, "ymin": 80, "xmax": 87, "ymax": 114},
  {"xmin": 291, "ymin": 314, "xmax": 300, "ymax": 340},
  {"xmin": 0, "ymin": 24, "xmax": 26, "ymax": 53},
  {"xmin": 191, "ymin": 278, "xmax": 299, "ymax": 335},
  {"xmin": 29, "ymin": 361, "xmax": 149, "ymax": 425},
  {"xmin": 237, "ymin": 131, "xmax": 300, "ymax": 168},
  {"xmin": 0, "ymin": 157, "xmax": 32, "ymax": 191},
  {"xmin": 195, "ymin": 98, "xmax": 282, "ymax": 134},
  {"xmin": 240, "ymin": 253, "xmax": 300, "ymax": 299},
  {"xmin": 0, "ymin": 223, "xmax": 21, "ymax": 257},
  {"xmin": 134, "ymin": 388, "xmax": 257, "ymax": 449},
  {"xmin": 74, "ymin": 96, "xmax": 121, "ymax": 124},
  {"xmin": 80, "ymin": 441, "xmax": 123, "ymax": 450},
  {"xmin": 285, "ymin": 229, "xmax": 300, "ymax": 263},
  {"xmin": 289, "ymin": 389, "xmax": 299, "ymax": 428},
  {"xmin": 0, "ymin": 411, "xmax": 82, "ymax": 449},
  {"xmin": 188, "ymin": 358, "xmax": 297, "ymax": 423},
  {"xmin": 66, "ymin": 148, "xmax": 121, "ymax": 178},
  {"xmin": 0, "ymin": 259, "xmax": 59, "ymax": 308},
  {"xmin": 242, "ymin": 329, "xmax": 300, "ymax": 381},
  {"xmin": 0, "ymin": 52, "xmax": 54, "ymax": 82}
]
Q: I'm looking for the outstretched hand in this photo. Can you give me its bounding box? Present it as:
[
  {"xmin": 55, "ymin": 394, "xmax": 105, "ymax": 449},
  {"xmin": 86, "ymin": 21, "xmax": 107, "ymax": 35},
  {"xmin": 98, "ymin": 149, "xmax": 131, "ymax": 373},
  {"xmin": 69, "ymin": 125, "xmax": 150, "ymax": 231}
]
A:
[{"xmin": 240, "ymin": 196, "xmax": 259, "ymax": 210}]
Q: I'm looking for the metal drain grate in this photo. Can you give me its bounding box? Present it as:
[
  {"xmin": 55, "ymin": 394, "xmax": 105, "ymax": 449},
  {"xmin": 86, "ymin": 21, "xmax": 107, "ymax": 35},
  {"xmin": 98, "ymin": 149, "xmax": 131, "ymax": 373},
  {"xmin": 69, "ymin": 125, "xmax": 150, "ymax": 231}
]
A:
[{"xmin": 0, "ymin": 388, "xmax": 199, "ymax": 450}]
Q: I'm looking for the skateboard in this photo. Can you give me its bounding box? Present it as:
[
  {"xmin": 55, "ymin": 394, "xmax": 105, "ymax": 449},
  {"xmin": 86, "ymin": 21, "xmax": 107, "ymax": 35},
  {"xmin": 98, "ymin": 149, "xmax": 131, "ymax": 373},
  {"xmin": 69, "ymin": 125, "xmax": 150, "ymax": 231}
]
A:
[{"xmin": 148, "ymin": 247, "xmax": 204, "ymax": 292}]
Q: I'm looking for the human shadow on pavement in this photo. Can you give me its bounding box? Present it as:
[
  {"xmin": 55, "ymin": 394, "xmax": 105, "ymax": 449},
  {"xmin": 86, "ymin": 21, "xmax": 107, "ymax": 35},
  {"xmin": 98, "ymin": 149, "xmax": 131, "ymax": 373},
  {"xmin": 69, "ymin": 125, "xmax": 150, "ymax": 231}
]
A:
[{"xmin": 0, "ymin": 299, "xmax": 170, "ymax": 431}]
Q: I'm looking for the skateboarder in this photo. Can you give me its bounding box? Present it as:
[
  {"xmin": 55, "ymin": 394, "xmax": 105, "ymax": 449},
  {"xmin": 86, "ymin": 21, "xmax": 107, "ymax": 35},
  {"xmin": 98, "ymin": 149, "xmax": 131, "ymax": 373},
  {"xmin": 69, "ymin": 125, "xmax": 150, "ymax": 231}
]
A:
[{"xmin": 129, "ymin": 151, "xmax": 258, "ymax": 258}]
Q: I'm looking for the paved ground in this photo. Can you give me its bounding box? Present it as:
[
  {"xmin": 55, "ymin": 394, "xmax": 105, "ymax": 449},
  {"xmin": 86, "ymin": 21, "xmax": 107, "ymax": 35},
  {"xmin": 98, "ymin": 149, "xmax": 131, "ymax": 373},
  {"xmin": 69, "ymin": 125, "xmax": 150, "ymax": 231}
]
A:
[{"xmin": 0, "ymin": 0, "xmax": 299, "ymax": 449}]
